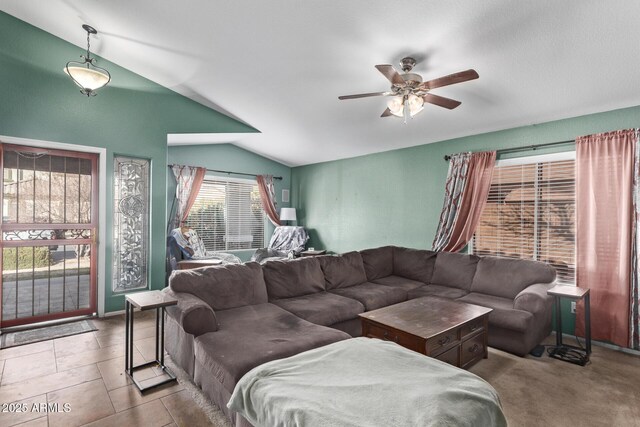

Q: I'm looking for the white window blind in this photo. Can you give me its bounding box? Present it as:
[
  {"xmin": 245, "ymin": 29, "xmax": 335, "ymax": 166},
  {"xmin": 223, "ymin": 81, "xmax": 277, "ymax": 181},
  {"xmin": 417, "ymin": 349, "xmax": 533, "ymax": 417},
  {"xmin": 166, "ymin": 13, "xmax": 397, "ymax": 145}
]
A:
[
  {"xmin": 185, "ymin": 177, "xmax": 265, "ymax": 251},
  {"xmin": 472, "ymin": 154, "xmax": 576, "ymax": 285}
]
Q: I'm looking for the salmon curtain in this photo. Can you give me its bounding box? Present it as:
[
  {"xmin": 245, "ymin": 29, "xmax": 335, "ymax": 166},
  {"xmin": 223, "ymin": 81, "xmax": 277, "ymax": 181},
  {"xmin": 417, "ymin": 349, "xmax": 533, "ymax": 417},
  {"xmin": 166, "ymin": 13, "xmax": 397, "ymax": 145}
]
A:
[
  {"xmin": 171, "ymin": 165, "xmax": 207, "ymax": 228},
  {"xmin": 575, "ymin": 129, "xmax": 638, "ymax": 347},
  {"xmin": 257, "ymin": 175, "xmax": 282, "ymax": 227},
  {"xmin": 632, "ymin": 134, "xmax": 640, "ymax": 350},
  {"xmin": 432, "ymin": 151, "xmax": 496, "ymax": 252}
]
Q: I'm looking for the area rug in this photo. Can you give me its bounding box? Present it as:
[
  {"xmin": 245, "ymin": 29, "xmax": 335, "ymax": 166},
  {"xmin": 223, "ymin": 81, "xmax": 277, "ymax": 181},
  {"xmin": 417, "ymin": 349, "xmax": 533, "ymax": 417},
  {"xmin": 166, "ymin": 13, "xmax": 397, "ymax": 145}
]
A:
[
  {"xmin": 165, "ymin": 357, "xmax": 232, "ymax": 427},
  {"xmin": 0, "ymin": 319, "xmax": 97, "ymax": 349}
]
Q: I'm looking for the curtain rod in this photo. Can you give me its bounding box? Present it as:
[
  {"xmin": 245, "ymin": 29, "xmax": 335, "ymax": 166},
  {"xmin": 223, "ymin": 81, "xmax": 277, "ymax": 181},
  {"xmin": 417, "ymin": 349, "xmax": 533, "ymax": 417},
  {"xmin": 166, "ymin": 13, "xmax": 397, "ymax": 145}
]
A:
[
  {"xmin": 443, "ymin": 139, "xmax": 575, "ymax": 162},
  {"xmin": 167, "ymin": 164, "xmax": 283, "ymax": 180}
]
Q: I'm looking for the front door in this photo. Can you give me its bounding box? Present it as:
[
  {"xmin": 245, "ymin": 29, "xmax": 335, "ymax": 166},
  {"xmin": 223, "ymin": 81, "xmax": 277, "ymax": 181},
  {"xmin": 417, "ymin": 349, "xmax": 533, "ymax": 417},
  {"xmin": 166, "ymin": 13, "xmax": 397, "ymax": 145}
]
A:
[{"xmin": 0, "ymin": 143, "xmax": 98, "ymax": 328}]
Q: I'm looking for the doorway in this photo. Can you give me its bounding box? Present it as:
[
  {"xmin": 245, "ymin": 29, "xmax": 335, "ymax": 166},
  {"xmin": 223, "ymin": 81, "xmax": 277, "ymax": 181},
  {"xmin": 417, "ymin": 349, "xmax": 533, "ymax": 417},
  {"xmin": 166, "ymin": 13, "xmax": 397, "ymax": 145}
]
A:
[{"xmin": 0, "ymin": 143, "xmax": 98, "ymax": 328}]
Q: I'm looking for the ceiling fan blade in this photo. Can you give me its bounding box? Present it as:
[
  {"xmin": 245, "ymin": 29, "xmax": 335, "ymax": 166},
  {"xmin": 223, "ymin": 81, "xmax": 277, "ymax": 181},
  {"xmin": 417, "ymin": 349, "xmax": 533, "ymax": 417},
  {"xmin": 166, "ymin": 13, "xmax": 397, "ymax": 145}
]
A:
[
  {"xmin": 375, "ymin": 65, "xmax": 404, "ymax": 86},
  {"xmin": 381, "ymin": 108, "xmax": 393, "ymax": 117},
  {"xmin": 420, "ymin": 69, "xmax": 479, "ymax": 90},
  {"xmin": 338, "ymin": 91, "xmax": 390, "ymax": 100},
  {"xmin": 423, "ymin": 93, "xmax": 462, "ymax": 109}
]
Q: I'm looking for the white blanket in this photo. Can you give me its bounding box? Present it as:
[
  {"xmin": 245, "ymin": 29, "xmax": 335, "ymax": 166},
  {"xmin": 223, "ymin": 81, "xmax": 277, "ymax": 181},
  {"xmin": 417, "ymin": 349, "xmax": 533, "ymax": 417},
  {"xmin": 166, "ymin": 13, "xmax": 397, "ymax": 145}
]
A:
[{"xmin": 228, "ymin": 338, "xmax": 507, "ymax": 427}]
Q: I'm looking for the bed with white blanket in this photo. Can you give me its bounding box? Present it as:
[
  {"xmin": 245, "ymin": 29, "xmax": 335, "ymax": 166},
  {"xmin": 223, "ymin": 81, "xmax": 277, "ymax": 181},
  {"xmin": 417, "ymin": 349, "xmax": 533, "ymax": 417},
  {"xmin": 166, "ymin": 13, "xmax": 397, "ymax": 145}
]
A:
[{"xmin": 228, "ymin": 338, "xmax": 507, "ymax": 427}]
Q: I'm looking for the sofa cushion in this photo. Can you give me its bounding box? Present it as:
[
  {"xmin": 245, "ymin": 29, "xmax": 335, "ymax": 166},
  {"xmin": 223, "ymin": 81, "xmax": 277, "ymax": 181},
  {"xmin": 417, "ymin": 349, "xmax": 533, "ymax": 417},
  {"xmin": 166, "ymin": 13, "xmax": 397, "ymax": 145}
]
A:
[
  {"xmin": 470, "ymin": 256, "xmax": 557, "ymax": 300},
  {"xmin": 371, "ymin": 275, "xmax": 426, "ymax": 291},
  {"xmin": 169, "ymin": 262, "xmax": 267, "ymax": 310},
  {"xmin": 194, "ymin": 303, "xmax": 350, "ymax": 393},
  {"xmin": 457, "ymin": 292, "xmax": 533, "ymax": 333},
  {"xmin": 263, "ymin": 257, "xmax": 325, "ymax": 299},
  {"xmin": 318, "ymin": 251, "xmax": 368, "ymax": 290},
  {"xmin": 359, "ymin": 246, "xmax": 394, "ymax": 281},
  {"xmin": 407, "ymin": 284, "xmax": 468, "ymax": 300},
  {"xmin": 392, "ymin": 247, "xmax": 438, "ymax": 284},
  {"xmin": 271, "ymin": 292, "xmax": 365, "ymax": 326},
  {"xmin": 430, "ymin": 252, "xmax": 480, "ymax": 291},
  {"xmin": 329, "ymin": 282, "xmax": 407, "ymax": 311}
]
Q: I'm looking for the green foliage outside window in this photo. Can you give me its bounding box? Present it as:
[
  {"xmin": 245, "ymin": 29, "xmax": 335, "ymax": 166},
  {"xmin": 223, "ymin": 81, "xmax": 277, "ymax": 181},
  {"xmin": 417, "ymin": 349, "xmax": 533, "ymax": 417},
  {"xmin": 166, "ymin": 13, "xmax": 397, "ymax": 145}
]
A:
[
  {"xmin": 2, "ymin": 247, "xmax": 52, "ymax": 270},
  {"xmin": 188, "ymin": 202, "xmax": 226, "ymax": 251}
]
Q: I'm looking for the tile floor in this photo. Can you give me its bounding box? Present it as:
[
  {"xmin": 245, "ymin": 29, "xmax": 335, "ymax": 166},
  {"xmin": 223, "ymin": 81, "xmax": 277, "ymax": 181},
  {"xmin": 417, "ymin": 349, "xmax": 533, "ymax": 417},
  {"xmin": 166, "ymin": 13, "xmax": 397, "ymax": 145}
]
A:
[{"xmin": 0, "ymin": 311, "xmax": 216, "ymax": 427}]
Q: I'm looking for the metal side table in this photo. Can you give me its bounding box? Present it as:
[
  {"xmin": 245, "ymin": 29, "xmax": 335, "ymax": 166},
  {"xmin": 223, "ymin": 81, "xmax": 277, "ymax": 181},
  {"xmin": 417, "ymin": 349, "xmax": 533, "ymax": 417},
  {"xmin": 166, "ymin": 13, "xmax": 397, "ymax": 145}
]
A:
[
  {"xmin": 125, "ymin": 290, "xmax": 178, "ymax": 392},
  {"xmin": 547, "ymin": 285, "xmax": 591, "ymax": 366}
]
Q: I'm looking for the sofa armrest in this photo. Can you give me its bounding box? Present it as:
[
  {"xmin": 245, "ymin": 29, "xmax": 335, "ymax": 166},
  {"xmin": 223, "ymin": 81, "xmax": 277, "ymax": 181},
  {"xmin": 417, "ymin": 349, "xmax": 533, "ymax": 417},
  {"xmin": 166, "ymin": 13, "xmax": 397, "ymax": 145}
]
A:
[
  {"xmin": 163, "ymin": 288, "xmax": 218, "ymax": 337},
  {"xmin": 513, "ymin": 283, "xmax": 554, "ymax": 314}
]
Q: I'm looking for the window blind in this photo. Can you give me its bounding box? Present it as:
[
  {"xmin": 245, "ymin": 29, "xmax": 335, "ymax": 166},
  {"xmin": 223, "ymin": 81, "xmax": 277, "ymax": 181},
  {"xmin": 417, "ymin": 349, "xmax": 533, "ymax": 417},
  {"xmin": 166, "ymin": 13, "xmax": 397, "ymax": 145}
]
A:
[
  {"xmin": 472, "ymin": 157, "xmax": 575, "ymax": 285},
  {"xmin": 185, "ymin": 178, "xmax": 265, "ymax": 251}
]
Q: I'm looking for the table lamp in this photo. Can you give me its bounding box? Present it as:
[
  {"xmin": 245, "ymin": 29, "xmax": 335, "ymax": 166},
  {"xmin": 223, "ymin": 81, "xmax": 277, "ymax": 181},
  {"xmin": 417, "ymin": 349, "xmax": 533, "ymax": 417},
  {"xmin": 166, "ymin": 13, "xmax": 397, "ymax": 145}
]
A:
[{"xmin": 280, "ymin": 208, "xmax": 296, "ymax": 226}]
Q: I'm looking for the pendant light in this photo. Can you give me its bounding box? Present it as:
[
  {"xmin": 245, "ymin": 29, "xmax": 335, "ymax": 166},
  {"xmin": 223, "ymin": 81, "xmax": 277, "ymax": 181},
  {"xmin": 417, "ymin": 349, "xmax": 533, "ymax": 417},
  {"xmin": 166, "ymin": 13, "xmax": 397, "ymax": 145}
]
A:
[{"xmin": 64, "ymin": 24, "xmax": 111, "ymax": 97}]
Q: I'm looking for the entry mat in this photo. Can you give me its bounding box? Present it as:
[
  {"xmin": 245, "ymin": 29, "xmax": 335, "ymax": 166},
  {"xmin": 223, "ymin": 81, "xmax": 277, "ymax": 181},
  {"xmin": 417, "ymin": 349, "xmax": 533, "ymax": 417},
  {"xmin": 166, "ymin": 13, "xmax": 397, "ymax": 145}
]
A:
[{"xmin": 1, "ymin": 319, "xmax": 97, "ymax": 349}]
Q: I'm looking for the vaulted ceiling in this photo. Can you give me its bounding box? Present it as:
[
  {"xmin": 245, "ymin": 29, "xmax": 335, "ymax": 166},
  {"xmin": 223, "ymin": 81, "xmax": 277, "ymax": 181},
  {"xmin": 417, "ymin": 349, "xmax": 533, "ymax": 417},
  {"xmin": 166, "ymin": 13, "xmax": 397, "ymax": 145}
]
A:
[{"xmin": 3, "ymin": 1, "xmax": 640, "ymax": 166}]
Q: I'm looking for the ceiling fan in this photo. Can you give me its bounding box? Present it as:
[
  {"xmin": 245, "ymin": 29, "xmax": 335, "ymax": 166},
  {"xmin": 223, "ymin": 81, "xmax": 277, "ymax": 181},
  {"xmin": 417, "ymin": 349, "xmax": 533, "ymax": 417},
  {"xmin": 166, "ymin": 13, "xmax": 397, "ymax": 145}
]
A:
[{"xmin": 338, "ymin": 57, "xmax": 479, "ymax": 122}]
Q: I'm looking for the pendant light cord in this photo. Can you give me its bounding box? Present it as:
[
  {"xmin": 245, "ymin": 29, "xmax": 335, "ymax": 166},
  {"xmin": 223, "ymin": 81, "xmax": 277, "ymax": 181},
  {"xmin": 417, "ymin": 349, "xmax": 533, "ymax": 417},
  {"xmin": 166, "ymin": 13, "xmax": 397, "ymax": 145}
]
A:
[{"xmin": 85, "ymin": 30, "xmax": 92, "ymax": 65}]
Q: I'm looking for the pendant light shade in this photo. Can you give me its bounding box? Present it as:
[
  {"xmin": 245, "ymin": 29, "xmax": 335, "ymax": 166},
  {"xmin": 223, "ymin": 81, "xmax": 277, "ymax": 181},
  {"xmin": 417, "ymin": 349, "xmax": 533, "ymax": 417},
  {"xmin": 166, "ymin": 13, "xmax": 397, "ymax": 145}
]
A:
[
  {"xmin": 64, "ymin": 66, "xmax": 110, "ymax": 91},
  {"xmin": 64, "ymin": 24, "xmax": 111, "ymax": 97}
]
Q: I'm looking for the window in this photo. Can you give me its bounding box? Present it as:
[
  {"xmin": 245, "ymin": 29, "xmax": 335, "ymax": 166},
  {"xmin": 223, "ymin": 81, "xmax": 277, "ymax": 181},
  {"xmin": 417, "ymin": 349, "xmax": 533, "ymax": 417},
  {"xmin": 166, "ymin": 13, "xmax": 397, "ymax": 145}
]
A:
[
  {"xmin": 113, "ymin": 156, "xmax": 150, "ymax": 292},
  {"xmin": 185, "ymin": 177, "xmax": 265, "ymax": 251},
  {"xmin": 472, "ymin": 152, "xmax": 576, "ymax": 285}
]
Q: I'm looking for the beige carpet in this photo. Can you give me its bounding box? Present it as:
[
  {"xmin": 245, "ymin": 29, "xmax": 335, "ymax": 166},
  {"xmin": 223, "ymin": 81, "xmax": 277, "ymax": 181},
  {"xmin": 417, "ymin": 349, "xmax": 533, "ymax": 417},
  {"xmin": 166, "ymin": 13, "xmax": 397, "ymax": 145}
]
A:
[
  {"xmin": 470, "ymin": 336, "xmax": 640, "ymax": 427},
  {"xmin": 178, "ymin": 336, "xmax": 640, "ymax": 427}
]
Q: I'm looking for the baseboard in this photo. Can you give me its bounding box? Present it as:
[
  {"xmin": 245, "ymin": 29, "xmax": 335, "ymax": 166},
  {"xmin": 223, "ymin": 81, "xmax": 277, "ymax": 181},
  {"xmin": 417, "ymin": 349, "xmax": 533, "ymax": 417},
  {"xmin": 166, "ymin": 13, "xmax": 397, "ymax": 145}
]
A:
[
  {"xmin": 554, "ymin": 332, "xmax": 640, "ymax": 356},
  {"xmin": 0, "ymin": 314, "xmax": 96, "ymax": 333},
  {"xmin": 103, "ymin": 310, "xmax": 125, "ymax": 317}
]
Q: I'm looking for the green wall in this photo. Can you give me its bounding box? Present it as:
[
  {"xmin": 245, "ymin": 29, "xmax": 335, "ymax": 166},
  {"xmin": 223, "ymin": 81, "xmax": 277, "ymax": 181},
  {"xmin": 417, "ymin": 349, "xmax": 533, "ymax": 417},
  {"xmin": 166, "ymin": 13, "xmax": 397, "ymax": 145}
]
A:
[
  {"xmin": 167, "ymin": 144, "xmax": 291, "ymax": 261},
  {"xmin": 0, "ymin": 12, "xmax": 256, "ymax": 313},
  {"xmin": 292, "ymin": 104, "xmax": 640, "ymax": 334},
  {"xmin": 292, "ymin": 105, "xmax": 640, "ymax": 252}
]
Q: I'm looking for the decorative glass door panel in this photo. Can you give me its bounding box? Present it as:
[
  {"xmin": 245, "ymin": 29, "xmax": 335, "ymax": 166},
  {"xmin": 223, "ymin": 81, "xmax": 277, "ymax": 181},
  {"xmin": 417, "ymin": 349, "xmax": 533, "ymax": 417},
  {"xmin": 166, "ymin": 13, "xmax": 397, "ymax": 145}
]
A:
[
  {"xmin": 112, "ymin": 156, "xmax": 150, "ymax": 293},
  {"xmin": 1, "ymin": 144, "xmax": 98, "ymax": 327}
]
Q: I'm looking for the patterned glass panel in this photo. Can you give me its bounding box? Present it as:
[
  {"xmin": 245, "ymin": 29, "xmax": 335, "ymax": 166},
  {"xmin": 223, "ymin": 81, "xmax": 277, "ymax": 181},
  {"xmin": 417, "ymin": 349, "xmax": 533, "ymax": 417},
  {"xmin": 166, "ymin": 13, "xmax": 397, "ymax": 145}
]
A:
[{"xmin": 113, "ymin": 156, "xmax": 150, "ymax": 292}]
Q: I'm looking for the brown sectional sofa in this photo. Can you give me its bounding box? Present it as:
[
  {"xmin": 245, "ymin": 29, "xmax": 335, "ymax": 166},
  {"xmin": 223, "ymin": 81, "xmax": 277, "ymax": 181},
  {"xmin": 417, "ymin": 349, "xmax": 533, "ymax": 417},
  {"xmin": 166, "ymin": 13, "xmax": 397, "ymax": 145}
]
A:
[{"xmin": 163, "ymin": 246, "xmax": 556, "ymax": 426}]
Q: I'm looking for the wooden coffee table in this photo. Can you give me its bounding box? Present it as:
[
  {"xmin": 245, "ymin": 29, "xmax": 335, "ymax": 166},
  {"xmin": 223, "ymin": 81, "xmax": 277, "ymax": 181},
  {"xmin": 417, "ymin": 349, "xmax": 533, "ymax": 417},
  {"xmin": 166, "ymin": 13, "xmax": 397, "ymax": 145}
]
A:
[{"xmin": 359, "ymin": 296, "xmax": 493, "ymax": 369}]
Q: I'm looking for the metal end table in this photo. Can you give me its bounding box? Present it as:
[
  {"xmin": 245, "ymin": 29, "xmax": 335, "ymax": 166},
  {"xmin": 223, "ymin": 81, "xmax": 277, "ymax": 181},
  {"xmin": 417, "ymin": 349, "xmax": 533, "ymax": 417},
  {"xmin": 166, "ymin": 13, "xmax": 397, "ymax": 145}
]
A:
[
  {"xmin": 125, "ymin": 290, "xmax": 178, "ymax": 392},
  {"xmin": 547, "ymin": 285, "xmax": 591, "ymax": 366}
]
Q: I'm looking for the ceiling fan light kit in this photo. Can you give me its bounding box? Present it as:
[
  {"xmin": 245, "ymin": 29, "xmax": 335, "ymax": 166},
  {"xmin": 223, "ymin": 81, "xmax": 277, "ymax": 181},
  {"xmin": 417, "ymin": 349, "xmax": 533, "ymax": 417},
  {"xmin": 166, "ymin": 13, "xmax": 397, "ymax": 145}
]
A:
[
  {"xmin": 339, "ymin": 56, "xmax": 478, "ymax": 123},
  {"xmin": 387, "ymin": 94, "xmax": 424, "ymax": 119},
  {"xmin": 64, "ymin": 24, "xmax": 111, "ymax": 97}
]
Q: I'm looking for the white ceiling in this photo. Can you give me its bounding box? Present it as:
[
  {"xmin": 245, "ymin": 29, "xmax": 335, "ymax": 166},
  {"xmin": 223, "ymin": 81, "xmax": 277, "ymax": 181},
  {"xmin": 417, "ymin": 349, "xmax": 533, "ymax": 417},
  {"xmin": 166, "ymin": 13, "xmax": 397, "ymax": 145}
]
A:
[{"xmin": 3, "ymin": 1, "xmax": 640, "ymax": 167}]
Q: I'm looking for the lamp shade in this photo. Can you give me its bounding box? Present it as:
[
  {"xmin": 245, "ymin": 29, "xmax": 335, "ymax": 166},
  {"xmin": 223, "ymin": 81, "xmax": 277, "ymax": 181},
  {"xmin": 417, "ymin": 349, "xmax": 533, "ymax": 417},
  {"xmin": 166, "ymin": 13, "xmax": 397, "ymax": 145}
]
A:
[
  {"xmin": 387, "ymin": 96, "xmax": 404, "ymax": 116},
  {"xmin": 64, "ymin": 66, "xmax": 110, "ymax": 91},
  {"xmin": 279, "ymin": 208, "xmax": 297, "ymax": 222},
  {"xmin": 387, "ymin": 94, "xmax": 424, "ymax": 118}
]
